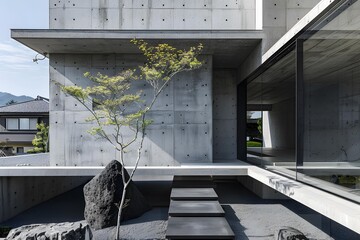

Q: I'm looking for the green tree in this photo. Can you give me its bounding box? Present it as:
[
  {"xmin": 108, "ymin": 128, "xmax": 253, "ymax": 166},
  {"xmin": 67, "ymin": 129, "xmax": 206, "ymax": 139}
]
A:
[
  {"xmin": 59, "ymin": 39, "xmax": 203, "ymax": 240},
  {"xmin": 6, "ymin": 100, "xmax": 17, "ymax": 106},
  {"xmin": 28, "ymin": 122, "xmax": 49, "ymax": 153},
  {"xmin": 257, "ymin": 118, "xmax": 262, "ymax": 135}
]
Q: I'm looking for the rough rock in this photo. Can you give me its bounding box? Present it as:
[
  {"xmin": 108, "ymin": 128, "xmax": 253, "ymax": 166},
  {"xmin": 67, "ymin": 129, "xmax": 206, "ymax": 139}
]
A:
[
  {"xmin": 6, "ymin": 221, "xmax": 92, "ymax": 240},
  {"xmin": 277, "ymin": 227, "xmax": 309, "ymax": 240},
  {"xmin": 83, "ymin": 160, "xmax": 151, "ymax": 230}
]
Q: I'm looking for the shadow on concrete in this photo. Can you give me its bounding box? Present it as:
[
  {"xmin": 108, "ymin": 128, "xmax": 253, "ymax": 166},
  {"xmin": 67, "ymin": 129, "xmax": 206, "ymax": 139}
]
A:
[
  {"xmin": 222, "ymin": 205, "xmax": 249, "ymax": 240},
  {"xmin": 1, "ymin": 184, "xmax": 86, "ymax": 228},
  {"xmin": 0, "ymin": 180, "xmax": 171, "ymax": 229},
  {"xmin": 215, "ymin": 181, "xmax": 286, "ymax": 205}
]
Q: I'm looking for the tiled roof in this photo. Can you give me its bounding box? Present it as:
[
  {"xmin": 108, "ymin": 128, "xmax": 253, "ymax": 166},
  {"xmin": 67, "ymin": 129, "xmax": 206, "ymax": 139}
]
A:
[{"xmin": 0, "ymin": 96, "xmax": 49, "ymax": 114}]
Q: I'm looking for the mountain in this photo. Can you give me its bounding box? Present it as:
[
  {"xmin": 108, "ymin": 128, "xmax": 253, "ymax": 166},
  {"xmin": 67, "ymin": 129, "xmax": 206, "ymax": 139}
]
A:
[{"xmin": 0, "ymin": 92, "xmax": 33, "ymax": 107}]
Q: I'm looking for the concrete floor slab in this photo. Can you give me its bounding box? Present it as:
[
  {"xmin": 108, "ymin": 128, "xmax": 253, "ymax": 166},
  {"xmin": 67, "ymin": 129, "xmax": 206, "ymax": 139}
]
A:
[
  {"xmin": 169, "ymin": 200, "xmax": 225, "ymax": 217},
  {"xmin": 170, "ymin": 188, "xmax": 218, "ymax": 200},
  {"xmin": 166, "ymin": 217, "xmax": 235, "ymax": 239}
]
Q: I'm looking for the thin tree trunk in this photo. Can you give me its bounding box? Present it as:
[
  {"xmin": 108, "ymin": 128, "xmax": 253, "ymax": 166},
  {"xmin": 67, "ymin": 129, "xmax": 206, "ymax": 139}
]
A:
[{"xmin": 116, "ymin": 185, "xmax": 127, "ymax": 240}]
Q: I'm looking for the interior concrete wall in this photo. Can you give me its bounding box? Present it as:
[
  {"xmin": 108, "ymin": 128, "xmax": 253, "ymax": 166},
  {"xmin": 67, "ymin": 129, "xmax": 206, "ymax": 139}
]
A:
[
  {"xmin": 0, "ymin": 176, "xmax": 90, "ymax": 223},
  {"xmin": 304, "ymin": 71, "xmax": 360, "ymax": 163},
  {"xmin": 265, "ymin": 97, "xmax": 295, "ymax": 150},
  {"xmin": 49, "ymin": 0, "xmax": 256, "ymax": 30},
  {"xmin": 50, "ymin": 54, "xmax": 212, "ymax": 166},
  {"xmin": 213, "ymin": 69, "xmax": 237, "ymax": 160}
]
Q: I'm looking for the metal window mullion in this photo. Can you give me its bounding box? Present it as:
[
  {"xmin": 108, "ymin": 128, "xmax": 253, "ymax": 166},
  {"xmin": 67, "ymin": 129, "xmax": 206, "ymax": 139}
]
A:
[{"xmin": 296, "ymin": 39, "xmax": 304, "ymax": 173}]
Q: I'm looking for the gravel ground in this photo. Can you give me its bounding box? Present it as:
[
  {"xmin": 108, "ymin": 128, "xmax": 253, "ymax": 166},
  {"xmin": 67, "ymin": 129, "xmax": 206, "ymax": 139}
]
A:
[
  {"xmin": 1, "ymin": 180, "xmax": 358, "ymax": 239},
  {"xmin": 215, "ymin": 182, "xmax": 358, "ymax": 240},
  {"xmin": 93, "ymin": 208, "xmax": 168, "ymax": 240}
]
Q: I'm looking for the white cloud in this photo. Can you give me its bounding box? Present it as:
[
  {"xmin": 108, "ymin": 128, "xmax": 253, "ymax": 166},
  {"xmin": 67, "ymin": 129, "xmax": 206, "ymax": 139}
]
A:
[
  {"xmin": 0, "ymin": 41, "xmax": 45, "ymax": 70},
  {"xmin": 0, "ymin": 42, "xmax": 24, "ymax": 53}
]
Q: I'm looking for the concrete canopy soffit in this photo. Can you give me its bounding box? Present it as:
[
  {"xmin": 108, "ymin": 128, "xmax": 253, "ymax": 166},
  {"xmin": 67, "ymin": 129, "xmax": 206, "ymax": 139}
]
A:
[{"xmin": 11, "ymin": 29, "xmax": 263, "ymax": 68}]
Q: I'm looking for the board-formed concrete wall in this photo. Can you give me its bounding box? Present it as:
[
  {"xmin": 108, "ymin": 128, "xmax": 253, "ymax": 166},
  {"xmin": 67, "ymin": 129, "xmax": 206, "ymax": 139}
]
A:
[
  {"xmin": 49, "ymin": 0, "xmax": 257, "ymax": 30},
  {"xmin": 50, "ymin": 54, "xmax": 212, "ymax": 166}
]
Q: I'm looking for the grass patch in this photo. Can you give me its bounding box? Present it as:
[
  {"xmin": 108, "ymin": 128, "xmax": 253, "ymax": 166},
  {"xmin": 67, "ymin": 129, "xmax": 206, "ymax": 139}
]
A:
[{"xmin": 247, "ymin": 141, "xmax": 262, "ymax": 147}]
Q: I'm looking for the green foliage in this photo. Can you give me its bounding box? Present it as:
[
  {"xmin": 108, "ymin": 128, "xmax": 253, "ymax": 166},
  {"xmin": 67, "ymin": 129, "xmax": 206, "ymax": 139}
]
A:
[
  {"xmin": 58, "ymin": 40, "xmax": 203, "ymax": 151},
  {"xmin": 58, "ymin": 40, "xmax": 203, "ymax": 240},
  {"xmin": 247, "ymin": 141, "xmax": 262, "ymax": 147},
  {"xmin": 28, "ymin": 122, "xmax": 49, "ymax": 153},
  {"xmin": 132, "ymin": 39, "xmax": 203, "ymax": 91},
  {"xmin": 257, "ymin": 118, "xmax": 262, "ymax": 135},
  {"xmin": 6, "ymin": 100, "xmax": 16, "ymax": 106}
]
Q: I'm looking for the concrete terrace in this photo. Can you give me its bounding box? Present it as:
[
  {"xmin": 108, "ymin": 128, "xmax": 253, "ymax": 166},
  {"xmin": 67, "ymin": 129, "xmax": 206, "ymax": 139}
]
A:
[{"xmin": 0, "ymin": 160, "xmax": 359, "ymax": 234}]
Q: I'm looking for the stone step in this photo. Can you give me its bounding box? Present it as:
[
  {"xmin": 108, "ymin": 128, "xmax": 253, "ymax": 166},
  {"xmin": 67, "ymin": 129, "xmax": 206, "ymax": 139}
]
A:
[
  {"xmin": 170, "ymin": 188, "xmax": 218, "ymax": 200},
  {"xmin": 172, "ymin": 175, "xmax": 216, "ymax": 188},
  {"xmin": 166, "ymin": 217, "xmax": 235, "ymax": 239},
  {"xmin": 169, "ymin": 200, "xmax": 225, "ymax": 217}
]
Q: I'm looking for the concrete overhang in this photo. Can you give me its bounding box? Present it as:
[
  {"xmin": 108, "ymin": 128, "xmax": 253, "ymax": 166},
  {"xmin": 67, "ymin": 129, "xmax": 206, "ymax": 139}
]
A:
[{"xmin": 11, "ymin": 29, "xmax": 263, "ymax": 68}]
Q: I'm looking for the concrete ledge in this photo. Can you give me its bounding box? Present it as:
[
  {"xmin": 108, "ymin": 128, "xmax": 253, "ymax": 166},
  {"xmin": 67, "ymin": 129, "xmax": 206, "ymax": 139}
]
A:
[
  {"xmin": 11, "ymin": 29, "xmax": 263, "ymax": 69},
  {"xmin": 248, "ymin": 167, "xmax": 360, "ymax": 234},
  {"xmin": 0, "ymin": 153, "xmax": 49, "ymax": 166},
  {"xmin": 0, "ymin": 165, "xmax": 249, "ymax": 177},
  {"xmin": 12, "ymin": 29, "xmax": 263, "ymax": 40}
]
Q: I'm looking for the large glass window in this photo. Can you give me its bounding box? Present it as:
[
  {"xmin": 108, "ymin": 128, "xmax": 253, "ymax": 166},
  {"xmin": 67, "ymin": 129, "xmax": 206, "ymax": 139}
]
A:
[
  {"xmin": 246, "ymin": 48, "xmax": 296, "ymax": 173},
  {"xmin": 299, "ymin": 0, "xmax": 360, "ymax": 202},
  {"xmin": 245, "ymin": 0, "xmax": 360, "ymax": 203},
  {"xmin": 6, "ymin": 118, "xmax": 38, "ymax": 130}
]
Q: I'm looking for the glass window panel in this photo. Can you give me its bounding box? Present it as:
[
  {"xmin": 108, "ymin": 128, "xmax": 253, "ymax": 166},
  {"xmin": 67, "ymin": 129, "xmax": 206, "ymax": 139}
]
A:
[
  {"xmin": 6, "ymin": 118, "xmax": 18, "ymax": 130},
  {"xmin": 246, "ymin": 48, "xmax": 296, "ymax": 177},
  {"xmin": 299, "ymin": 0, "xmax": 360, "ymax": 203},
  {"xmin": 19, "ymin": 118, "xmax": 29, "ymax": 130},
  {"xmin": 29, "ymin": 118, "xmax": 38, "ymax": 130}
]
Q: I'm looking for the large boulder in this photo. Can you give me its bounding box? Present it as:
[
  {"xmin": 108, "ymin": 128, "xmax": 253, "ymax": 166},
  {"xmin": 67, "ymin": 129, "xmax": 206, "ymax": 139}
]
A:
[
  {"xmin": 6, "ymin": 221, "xmax": 92, "ymax": 240},
  {"xmin": 83, "ymin": 160, "xmax": 151, "ymax": 230}
]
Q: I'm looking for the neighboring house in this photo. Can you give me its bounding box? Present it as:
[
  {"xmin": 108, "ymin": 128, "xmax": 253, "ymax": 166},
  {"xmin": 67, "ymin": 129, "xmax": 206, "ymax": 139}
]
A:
[{"xmin": 0, "ymin": 96, "xmax": 49, "ymax": 155}]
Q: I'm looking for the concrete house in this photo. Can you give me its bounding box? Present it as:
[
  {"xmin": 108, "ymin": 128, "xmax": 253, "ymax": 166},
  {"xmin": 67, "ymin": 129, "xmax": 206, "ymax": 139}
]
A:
[
  {"xmin": 3, "ymin": 0, "xmax": 360, "ymax": 237},
  {"xmin": 0, "ymin": 96, "xmax": 49, "ymax": 155}
]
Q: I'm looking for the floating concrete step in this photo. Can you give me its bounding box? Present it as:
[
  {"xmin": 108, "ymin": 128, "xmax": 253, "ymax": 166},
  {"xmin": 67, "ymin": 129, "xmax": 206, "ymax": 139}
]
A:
[
  {"xmin": 166, "ymin": 217, "xmax": 235, "ymax": 239},
  {"xmin": 169, "ymin": 200, "xmax": 225, "ymax": 217},
  {"xmin": 172, "ymin": 175, "xmax": 216, "ymax": 188},
  {"xmin": 170, "ymin": 188, "xmax": 218, "ymax": 200}
]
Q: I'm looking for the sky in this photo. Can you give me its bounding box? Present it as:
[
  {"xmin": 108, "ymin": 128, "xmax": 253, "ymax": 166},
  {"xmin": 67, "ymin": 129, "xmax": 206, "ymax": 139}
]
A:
[{"xmin": 0, "ymin": 0, "xmax": 49, "ymax": 98}]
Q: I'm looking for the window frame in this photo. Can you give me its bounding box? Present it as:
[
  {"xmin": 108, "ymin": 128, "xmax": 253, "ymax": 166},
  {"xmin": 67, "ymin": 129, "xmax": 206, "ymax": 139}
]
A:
[{"xmin": 6, "ymin": 117, "xmax": 38, "ymax": 131}]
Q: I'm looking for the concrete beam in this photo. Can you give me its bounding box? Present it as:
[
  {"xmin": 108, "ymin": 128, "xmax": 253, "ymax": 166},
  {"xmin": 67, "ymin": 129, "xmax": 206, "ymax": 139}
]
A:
[
  {"xmin": 262, "ymin": 0, "xmax": 340, "ymax": 63},
  {"xmin": 12, "ymin": 29, "xmax": 264, "ymax": 40}
]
